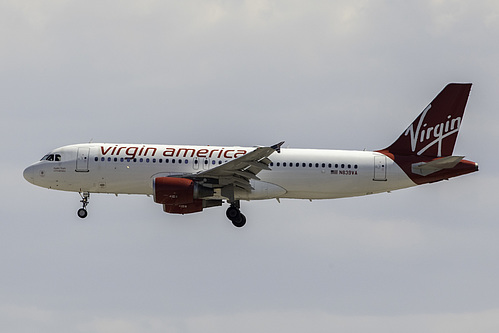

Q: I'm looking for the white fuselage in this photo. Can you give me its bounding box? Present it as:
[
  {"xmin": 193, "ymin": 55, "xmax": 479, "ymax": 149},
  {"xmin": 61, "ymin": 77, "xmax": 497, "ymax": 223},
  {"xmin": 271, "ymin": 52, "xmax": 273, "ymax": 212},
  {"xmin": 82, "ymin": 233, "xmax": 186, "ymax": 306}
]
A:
[{"xmin": 23, "ymin": 143, "xmax": 416, "ymax": 201}]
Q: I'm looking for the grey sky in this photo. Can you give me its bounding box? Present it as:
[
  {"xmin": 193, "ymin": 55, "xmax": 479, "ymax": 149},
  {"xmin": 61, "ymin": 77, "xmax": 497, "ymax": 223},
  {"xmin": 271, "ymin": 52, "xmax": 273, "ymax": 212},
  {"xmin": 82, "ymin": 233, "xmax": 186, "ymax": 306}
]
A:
[{"xmin": 1, "ymin": 1, "xmax": 499, "ymax": 332}]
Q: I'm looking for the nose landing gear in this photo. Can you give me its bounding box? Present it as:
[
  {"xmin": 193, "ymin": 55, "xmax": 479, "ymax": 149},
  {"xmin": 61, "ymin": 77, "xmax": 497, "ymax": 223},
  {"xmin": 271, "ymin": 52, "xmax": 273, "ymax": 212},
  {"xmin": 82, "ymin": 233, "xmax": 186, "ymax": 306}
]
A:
[
  {"xmin": 77, "ymin": 192, "xmax": 90, "ymax": 218},
  {"xmin": 226, "ymin": 201, "xmax": 246, "ymax": 228}
]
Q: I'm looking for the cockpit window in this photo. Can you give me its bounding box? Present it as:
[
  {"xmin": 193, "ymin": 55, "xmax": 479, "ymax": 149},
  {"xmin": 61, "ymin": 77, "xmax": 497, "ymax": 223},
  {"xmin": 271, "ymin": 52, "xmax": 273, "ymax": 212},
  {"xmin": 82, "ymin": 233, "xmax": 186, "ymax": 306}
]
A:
[{"xmin": 41, "ymin": 154, "xmax": 62, "ymax": 162}]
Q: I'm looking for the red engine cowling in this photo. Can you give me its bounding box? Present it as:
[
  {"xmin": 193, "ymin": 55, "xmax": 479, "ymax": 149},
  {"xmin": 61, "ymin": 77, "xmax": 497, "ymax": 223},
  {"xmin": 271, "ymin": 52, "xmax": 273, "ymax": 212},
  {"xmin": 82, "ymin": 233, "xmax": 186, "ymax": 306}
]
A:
[
  {"xmin": 153, "ymin": 177, "xmax": 214, "ymax": 214},
  {"xmin": 154, "ymin": 177, "xmax": 195, "ymax": 205}
]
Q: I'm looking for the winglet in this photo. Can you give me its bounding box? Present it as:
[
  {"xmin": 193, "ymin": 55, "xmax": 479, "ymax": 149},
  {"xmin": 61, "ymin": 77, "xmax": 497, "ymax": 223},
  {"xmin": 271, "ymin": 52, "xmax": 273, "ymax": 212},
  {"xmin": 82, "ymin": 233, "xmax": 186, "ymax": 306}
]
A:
[{"xmin": 271, "ymin": 141, "xmax": 285, "ymax": 153}]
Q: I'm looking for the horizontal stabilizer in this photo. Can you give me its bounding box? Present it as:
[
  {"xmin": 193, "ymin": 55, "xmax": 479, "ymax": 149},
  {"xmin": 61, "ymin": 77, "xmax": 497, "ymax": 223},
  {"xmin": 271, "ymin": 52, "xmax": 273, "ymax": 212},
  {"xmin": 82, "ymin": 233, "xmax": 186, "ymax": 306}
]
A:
[{"xmin": 411, "ymin": 156, "xmax": 464, "ymax": 176}]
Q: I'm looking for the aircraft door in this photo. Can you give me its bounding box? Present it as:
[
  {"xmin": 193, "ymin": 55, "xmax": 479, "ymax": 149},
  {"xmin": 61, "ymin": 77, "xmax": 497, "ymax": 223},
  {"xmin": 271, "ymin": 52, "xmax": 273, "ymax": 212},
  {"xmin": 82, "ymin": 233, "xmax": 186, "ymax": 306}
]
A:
[
  {"xmin": 76, "ymin": 147, "xmax": 90, "ymax": 172},
  {"xmin": 373, "ymin": 155, "xmax": 386, "ymax": 181}
]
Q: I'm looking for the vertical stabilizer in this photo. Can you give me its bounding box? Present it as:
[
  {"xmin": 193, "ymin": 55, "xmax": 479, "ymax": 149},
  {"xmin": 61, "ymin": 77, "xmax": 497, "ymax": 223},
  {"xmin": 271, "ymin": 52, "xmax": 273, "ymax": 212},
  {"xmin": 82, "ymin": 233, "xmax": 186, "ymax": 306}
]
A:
[{"xmin": 384, "ymin": 83, "xmax": 472, "ymax": 157}]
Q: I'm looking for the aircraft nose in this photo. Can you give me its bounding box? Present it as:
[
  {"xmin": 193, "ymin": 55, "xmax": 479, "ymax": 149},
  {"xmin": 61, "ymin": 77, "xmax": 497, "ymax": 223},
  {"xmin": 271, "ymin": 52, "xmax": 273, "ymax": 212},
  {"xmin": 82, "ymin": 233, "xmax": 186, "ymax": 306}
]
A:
[{"xmin": 23, "ymin": 165, "xmax": 35, "ymax": 184}]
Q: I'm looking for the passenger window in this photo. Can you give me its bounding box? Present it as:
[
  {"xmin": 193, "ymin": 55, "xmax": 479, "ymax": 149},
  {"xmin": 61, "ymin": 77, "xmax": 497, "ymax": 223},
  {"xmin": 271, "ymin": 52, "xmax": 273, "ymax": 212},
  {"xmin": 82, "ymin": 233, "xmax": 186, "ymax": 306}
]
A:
[
  {"xmin": 302, "ymin": 163, "xmax": 306, "ymax": 167},
  {"xmin": 283, "ymin": 162, "xmax": 287, "ymax": 167},
  {"xmin": 322, "ymin": 163, "xmax": 326, "ymax": 168}
]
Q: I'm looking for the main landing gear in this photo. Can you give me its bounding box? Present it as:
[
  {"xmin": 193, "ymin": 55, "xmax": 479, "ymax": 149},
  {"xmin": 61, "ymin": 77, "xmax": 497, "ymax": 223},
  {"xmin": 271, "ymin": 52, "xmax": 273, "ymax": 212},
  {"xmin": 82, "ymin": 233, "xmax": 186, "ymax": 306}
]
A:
[
  {"xmin": 226, "ymin": 201, "xmax": 246, "ymax": 228},
  {"xmin": 77, "ymin": 192, "xmax": 90, "ymax": 218}
]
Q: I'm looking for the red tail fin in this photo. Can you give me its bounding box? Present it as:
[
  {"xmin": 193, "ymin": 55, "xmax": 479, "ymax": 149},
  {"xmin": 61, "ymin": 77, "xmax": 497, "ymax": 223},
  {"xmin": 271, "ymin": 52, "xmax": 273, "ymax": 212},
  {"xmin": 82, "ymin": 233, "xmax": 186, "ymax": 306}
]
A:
[{"xmin": 384, "ymin": 83, "xmax": 472, "ymax": 157}]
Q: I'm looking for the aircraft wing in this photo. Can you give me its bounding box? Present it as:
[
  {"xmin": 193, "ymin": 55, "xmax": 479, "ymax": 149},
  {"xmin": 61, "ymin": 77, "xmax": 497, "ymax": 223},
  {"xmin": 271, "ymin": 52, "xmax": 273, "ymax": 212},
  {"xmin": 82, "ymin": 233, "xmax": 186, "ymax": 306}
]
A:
[{"xmin": 175, "ymin": 141, "xmax": 284, "ymax": 192}]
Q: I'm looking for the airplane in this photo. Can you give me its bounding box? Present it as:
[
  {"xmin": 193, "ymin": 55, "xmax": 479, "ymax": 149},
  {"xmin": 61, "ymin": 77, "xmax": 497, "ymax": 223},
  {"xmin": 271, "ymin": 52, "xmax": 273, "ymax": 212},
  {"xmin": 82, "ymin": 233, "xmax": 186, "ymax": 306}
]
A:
[{"xmin": 23, "ymin": 83, "xmax": 478, "ymax": 227}]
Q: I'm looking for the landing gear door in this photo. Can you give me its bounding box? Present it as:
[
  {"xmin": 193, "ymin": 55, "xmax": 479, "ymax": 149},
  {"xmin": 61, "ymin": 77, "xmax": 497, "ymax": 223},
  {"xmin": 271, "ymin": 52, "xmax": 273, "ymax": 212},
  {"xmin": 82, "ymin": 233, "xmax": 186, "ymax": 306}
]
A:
[
  {"xmin": 76, "ymin": 147, "xmax": 90, "ymax": 172},
  {"xmin": 373, "ymin": 155, "xmax": 387, "ymax": 181}
]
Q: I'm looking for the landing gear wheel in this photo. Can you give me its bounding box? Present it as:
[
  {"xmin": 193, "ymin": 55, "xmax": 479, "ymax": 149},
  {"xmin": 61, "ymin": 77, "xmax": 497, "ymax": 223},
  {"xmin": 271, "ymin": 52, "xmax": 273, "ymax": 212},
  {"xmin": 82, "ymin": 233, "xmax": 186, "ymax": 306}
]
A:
[
  {"xmin": 226, "ymin": 201, "xmax": 247, "ymax": 227},
  {"xmin": 226, "ymin": 206, "xmax": 239, "ymax": 220},
  {"xmin": 232, "ymin": 213, "xmax": 246, "ymax": 228},
  {"xmin": 77, "ymin": 208, "xmax": 88, "ymax": 218}
]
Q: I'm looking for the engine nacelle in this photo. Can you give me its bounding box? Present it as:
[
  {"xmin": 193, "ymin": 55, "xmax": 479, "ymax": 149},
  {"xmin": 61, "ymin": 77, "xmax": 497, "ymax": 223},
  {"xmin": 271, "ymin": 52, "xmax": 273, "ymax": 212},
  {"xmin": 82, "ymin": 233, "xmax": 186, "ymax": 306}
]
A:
[
  {"xmin": 163, "ymin": 200, "xmax": 204, "ymax": 214},
  {"xmin": 153, "ymin": 177, "xmax": 214, "ymax": 205}
]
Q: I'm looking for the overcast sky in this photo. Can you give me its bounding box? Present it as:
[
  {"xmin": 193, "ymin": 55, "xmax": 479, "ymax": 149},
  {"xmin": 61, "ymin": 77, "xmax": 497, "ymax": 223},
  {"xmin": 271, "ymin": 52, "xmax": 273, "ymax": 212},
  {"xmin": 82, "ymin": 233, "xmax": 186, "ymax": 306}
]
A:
[{"xmin": 2, "ymin": 0, "xmax": 499, "ymax": 332}]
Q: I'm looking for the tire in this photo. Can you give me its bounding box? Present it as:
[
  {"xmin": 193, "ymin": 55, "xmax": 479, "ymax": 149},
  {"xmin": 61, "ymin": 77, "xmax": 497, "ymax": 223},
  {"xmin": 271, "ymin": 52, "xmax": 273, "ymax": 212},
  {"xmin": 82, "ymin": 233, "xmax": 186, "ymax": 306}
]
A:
[
  {"xmin": 232, "ymin": 214, "xmax": 246, "ymax": 228},
  {"xmin": 77, "ymin": 208, "xmax": 88, "ymax": 218},
  {"xmin": 226, "ymin": 206, "xmax": 239, "ymax": 219}
]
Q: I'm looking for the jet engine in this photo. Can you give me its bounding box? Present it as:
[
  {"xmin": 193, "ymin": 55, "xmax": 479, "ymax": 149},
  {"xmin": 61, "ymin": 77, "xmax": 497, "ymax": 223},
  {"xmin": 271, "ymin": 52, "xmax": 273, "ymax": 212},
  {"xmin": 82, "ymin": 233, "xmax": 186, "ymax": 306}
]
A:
[{"xmin": 153, "ymin": 177, "xmax": 216, "ymax": 214}]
